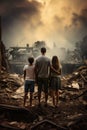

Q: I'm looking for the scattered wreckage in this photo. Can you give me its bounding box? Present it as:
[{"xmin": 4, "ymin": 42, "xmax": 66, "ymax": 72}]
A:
[{"xmin": 0, "ymin": 63, "xmax": 87, "ymax": 130}]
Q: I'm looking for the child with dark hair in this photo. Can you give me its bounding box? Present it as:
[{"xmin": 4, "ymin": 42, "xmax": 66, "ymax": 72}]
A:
[
  {"xmin": 23, "ymin": 57, "xmax": 35, "ymax": 107},
  {"xmin": 50, "ymin": 56, "xmax": 61, "ymax": 107}
]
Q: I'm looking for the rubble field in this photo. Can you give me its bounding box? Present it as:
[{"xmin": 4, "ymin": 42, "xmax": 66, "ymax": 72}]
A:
[{"xmin": 0, "ymin": 65, "xmax": 87, "ymax": 130}]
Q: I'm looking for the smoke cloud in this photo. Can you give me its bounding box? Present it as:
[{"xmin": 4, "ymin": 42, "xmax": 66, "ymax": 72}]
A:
[{"xmin": 0, "ymin": 0, "xmax": 87, "ymax": 50}]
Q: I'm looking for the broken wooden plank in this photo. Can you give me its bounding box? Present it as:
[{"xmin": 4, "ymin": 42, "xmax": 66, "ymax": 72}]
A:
[
  {"xmin": 0, "ymin": 104, "xmax": 37, "ymax": 122},
  {"xmin": 70, "ymin": 89, "xmax": 87, "ymax": 100},
  {"xmin": 80, "ymin": 73, "xmax": 87, "ymax": 82},
  {"xmin": 31, "ymin": 119, "xmax": 67, "ymax": 130},
  {"xmin": 0, "ymin": 124, "xmax": 26, "ymax": 130},
  {"xmin": 67, "ymin": 114, "xmax": 87, "ymax": 130}
]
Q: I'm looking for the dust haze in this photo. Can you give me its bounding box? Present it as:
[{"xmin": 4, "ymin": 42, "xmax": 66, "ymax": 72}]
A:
[{"xmin": 0, "ymin": 0, "xmax": 87, "ymax": 59}]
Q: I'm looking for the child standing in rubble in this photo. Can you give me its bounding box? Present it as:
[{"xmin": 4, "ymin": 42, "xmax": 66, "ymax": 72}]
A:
[
  {"xmin": 23, "ymin": 57, "xmax": 35, "ymax": 107},
  {"xmin": 50, "ymin": 56, "xmax": 61, "ymax": 107}
]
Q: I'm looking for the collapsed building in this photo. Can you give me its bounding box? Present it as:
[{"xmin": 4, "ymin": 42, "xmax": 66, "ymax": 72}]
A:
[
  {"xmin": 6, "ymin": 41, "xmax": 84, "ymax": 75},
  {"xmin": 7, "ymin": 41, "xmax": 49, "ymax": 74}
]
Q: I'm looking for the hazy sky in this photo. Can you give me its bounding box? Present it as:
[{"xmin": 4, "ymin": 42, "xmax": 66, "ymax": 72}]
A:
[{"xmin": 0, "ymin": 0, "xmax": 87, "ymax": 49}]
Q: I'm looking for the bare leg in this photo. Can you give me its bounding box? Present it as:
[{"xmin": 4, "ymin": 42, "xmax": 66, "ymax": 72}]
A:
[
  {"xmin": 50, "ymin": 89, "xmax": 52, "ymax": 97},
  {"xmin": 38, "ymin": 92, "xmax": 41, "ymax": 105},
  {"xmin": 24, "ymin": 92, "xmax": 28, "ymax": 106},
  {"xmin": 55, "ymin": 90, "xmax": 59, "ymax": 106},
  {"xmin": 30, "ymin": 92, "xmax": 33, "ymax": 106},
  {"xmin": 52, "ymin": 91, "xmax": 55, "ymax": 106},
  {"xmin": 45, "ymin": 93, "xmax": 48, "ymax": 105}
]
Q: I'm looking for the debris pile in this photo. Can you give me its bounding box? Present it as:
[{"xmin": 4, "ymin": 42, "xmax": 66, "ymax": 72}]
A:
[
  {"xmin": 0, "ymin": 65, "xmax": 87, "ymax": 130},
  {"xmin": 62, "ymin": 65, "xmax": 87, "ymax": 89},
  {"xmin": 61, "ymin": 64, "xmax": 87, "ymax": 99},
  {"xmin": 0, "ymin": 70, "xmax": 23, "ymax": 105}
]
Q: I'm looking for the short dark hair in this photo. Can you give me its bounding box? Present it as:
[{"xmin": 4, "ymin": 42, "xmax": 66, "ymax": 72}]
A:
[
  {"xmin": 28, "ymin": 57, "xmax": 34, "ymax": 65},
  {"xmin": 41, "ymin": 47, "xmax": 46, "ymax": 53}
]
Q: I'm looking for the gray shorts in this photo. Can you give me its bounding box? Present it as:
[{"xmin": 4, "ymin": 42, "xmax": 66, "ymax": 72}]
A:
[{"xmin": 37, "ymin": 77, "xmax": 49, "ymax": 93}]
